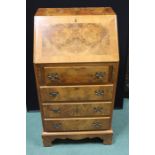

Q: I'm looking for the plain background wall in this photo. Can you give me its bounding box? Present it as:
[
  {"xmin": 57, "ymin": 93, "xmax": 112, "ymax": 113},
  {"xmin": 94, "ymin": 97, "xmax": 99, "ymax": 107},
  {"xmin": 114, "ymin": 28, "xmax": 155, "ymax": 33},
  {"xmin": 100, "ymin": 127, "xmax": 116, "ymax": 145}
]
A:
[{"xmin": 26, "ymin": 0, "xmax": 129, "ymax": 111}]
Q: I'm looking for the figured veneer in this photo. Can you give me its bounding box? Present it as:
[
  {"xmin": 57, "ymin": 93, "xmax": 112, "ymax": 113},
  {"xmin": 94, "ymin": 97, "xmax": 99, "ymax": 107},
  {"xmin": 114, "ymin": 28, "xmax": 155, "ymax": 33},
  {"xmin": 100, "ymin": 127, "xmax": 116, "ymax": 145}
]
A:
[
  {"xmin": 43, "ymin": 65, "xmax": 110, "ymax": 85},
  {"xmin": 44, "ymin": 117, "xmax": 111, "ymax": 132},
  {"xmin": 33, "ymin": 7, "xmax": 119, "ymax": 146},
  {"xmin": 40, "ymin": 85, "xmax": 113, "ymax": 102},
  {"xmin": 42, "ymin": 102, "xmax": 112, "ymax": 118},
  {"xmin": 33, "ymin": 8, "xmax": 119, "ymax": 63}
]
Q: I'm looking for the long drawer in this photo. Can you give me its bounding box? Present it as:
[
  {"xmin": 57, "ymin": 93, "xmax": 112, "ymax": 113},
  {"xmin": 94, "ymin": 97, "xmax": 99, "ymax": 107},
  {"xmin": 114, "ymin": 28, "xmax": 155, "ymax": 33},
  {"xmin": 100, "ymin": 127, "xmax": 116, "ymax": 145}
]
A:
[
  {"xmin": 43, "ymin": 65, "xmax": 112, "ymax": 85},
  {"xmin": 40, "ymin": 84, "xmax": 113, "ymax": 102},
  {"xmin": 44, "ymin": 117, "xmax": 111, "ymax": 132},
  {"xmin": 43, "ymin": 102, "xmax": 112, "ymax": 118}
]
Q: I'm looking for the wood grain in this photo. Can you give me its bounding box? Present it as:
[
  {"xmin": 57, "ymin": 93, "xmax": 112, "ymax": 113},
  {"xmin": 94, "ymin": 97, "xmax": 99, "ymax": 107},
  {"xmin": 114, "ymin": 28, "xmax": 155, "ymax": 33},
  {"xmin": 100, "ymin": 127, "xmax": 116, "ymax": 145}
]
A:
[
  {"xmin": 42, "ymin": 102, "xmax": 112, "ymax": 118},
  {"xmin": 40, "ymin": 84, "xmax": 113, "ymax": 102},
  {"xmin": 35, "ymin": 62, "xmax": 116, "ymax": 85},
  {"xmin": 35, "ymin": 7, "xmax": 115, "ymax": 16},
  {"xmin": 34, "ymin": 8, "xmax": 119, "ymax": 63},
  {"xmin": 33, "ymin": 7, "xmax": 119, "ymax": 146},
  {"xmin": 44, "ymin": 117, "xmax": 110, "ymax": 132},
  {"xmin": 44, "ymin": 65, "xmax": 110, "ymax": 85},
  {"xmin": 42, "ymin": 129, "xmax": 113, "ymax": 146}
]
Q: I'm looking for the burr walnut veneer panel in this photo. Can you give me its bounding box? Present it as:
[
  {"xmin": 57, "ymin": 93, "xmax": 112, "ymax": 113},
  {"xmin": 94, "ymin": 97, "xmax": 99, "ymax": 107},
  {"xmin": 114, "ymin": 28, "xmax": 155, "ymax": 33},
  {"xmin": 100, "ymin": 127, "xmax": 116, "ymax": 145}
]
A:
[
  {"xmin": 40, "ymin": 85, "xmax": 113, "ymax": 102},
  {"xmin": 42, "ymin": 102, "xmax": 112, "ymax": 118},
  {"xmin": 43, "ymin": 65, "xmax": 111, "ymax": 85},
  {"xmin": 44, "ymin": 117, "xmax": 111, "ymax": 132}
]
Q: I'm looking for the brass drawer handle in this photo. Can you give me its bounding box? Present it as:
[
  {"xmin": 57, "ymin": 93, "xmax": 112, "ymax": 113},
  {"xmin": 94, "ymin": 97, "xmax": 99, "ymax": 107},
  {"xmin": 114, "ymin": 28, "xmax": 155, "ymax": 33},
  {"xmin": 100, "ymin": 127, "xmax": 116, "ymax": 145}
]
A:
[
  {"xmin": 93, "ymin": 107, "xmax": 103, "ymax": 113},
  {"xmin": 52, "ymin": 123, "xmax": 62, "ymax": 129},
  {"xmin": 95, "ymin": 72, "xmax": 105, "ymax": 79},
  {"xmin": 51, "ymin": 108, "xmax": 61, "ymax": 113},
  {"xmin": 49, "ymin": 92, "xmax": 59, "ymax": 97},
  {"xmin": 47, "ymin": 73, "xmax": 59, "ymax": 81},
  {"xmin": 92, "ymin": 122, "xmax": 103, "ymax": 128},
  {"xmin": 95, "ymin": 90, "xmax": 104, "ymax": 96}
]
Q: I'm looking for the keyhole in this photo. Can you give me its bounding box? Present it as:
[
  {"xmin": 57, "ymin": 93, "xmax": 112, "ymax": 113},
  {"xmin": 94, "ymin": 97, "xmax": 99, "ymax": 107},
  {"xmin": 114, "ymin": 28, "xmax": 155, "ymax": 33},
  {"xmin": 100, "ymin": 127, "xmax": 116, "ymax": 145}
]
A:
[{"xmin": 74, "ymin": 19, "xmax": 77, "ymax": 22}]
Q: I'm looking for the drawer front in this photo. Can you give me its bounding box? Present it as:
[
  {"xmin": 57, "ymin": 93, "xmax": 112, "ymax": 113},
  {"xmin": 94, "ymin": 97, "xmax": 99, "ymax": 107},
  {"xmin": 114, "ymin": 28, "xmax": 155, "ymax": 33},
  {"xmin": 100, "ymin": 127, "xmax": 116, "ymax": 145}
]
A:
[
  {"xmin": 44, "ymin": 117, "xmax": 111, "ymax": 131},
  {"xmin": 43, "ymin": 102, "xmax": 112, "ymax": 118},
  {"xmin": 40, "ymin": 85, "xmax": 113, "ymax": 102},
  {"xmin": 43, "ymin": 66, "xmax": 111, "ymax": 85}
]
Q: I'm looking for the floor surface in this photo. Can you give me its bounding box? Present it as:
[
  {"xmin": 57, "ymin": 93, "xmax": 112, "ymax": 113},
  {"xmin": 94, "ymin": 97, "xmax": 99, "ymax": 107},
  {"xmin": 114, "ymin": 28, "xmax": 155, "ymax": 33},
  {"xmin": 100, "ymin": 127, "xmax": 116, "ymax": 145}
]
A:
[{"xmin": 26, "ymin": 98, "xmax": 129, "ymax": 155}]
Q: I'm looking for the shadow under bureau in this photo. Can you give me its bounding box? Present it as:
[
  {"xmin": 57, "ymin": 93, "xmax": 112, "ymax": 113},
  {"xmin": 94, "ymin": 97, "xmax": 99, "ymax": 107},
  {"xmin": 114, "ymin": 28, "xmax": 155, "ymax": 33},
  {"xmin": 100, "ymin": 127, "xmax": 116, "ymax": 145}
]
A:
[{"xmin": 33, "ymin": 7, "xmax": 119, "ymax": 146}]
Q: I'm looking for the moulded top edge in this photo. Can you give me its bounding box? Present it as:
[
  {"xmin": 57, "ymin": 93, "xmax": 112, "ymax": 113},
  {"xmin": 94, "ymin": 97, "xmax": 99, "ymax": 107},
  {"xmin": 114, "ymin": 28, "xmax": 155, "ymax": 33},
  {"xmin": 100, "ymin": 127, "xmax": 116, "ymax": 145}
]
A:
[{"xmin": 35, "ymin": 7, "xmax": 116, "ymax": 16}]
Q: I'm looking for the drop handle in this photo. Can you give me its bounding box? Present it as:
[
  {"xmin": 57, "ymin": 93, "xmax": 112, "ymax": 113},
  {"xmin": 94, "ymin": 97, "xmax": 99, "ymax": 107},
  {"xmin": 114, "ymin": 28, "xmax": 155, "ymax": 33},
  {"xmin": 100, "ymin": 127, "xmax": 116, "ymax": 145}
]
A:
[
  {"xmin": 52, "ymin": 123, "xmax": 62, "ymax": 129},
  {"xmin": 92, "ymin": 122, "xmax": 103, "ymax": 128},
  {"xmin": 47, "ymin": 73, "xmax": 59, "ymax": 81},
  {"xmin": 95, "ymin": 90, "xmax": 104, "ymax": 96},
  {"xmin": 93, "ymin": 107, "xmax": 103, "ymax": 113},
  {"xmin": 49, "ymin": 92, "xmax": 59, "ymax": 97},
  {"xmin": 95, "ymin": 72, "xmax": 105, "ymax": 79},
  {"xmin": 51, "ymin": 108, "xmax": 61, "ymax": 113}
]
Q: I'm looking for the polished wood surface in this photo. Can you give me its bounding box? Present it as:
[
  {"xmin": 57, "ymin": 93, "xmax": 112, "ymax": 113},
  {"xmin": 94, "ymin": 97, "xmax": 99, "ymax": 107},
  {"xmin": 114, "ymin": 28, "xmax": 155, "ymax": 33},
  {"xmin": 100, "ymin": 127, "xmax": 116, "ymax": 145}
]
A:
[
  {"xmin": 34, "ymin": 8, "xmax": 119, "ymax": 63},
  {"xmin": 43, "ymin": 65, "xmax": 110, "ymax": 85},
  {"xmin": 35, "ymin": 62, "xmax": 116, "ymax": 85},
  {"xmin": 40, "ymin": 85, "xmax": 113, "ymax": 102},
  {"xmin": 42, "ymin": 129, "xmax": 113, "ymax": 146},
  {"xmin": 35, "ymin": 7, "xmax": 115, "ymax": 16},
  {"xmin": 33, "ymin": 7, "xmax": 119, "ymax": 146},
  {"xmin": 44, "ymin": 117, "xmax": 110, "ymax": 132},
  {"xmin": 43, "ymin": 102, "xmax": 112, "ymax": 118}
]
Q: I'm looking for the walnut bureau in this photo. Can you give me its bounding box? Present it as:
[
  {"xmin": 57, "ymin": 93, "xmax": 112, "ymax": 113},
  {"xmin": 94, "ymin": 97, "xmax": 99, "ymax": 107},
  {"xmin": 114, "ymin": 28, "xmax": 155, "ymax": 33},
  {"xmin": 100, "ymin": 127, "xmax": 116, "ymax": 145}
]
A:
[{"xmin": 33, "ymin": 7, "xmax": 119, "ymax": 146}]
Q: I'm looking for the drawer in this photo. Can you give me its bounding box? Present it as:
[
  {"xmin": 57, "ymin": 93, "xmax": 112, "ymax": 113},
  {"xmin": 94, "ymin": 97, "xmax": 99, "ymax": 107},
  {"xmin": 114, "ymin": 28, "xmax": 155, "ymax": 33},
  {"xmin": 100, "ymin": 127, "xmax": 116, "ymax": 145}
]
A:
[
  {"xmin": 43, "ymin": 65, "xmax": 111, "ymax": 85},
  {"xmin": 40, "ymin": 85, "xmax": 113, "ymax": 102},
  {"xmin": 43, "ymin": 102, "xmax": 112, "ymax": 118},
  {"xmin": 44, "ymin": 117, "xmax": 111, "ymax": 131}
]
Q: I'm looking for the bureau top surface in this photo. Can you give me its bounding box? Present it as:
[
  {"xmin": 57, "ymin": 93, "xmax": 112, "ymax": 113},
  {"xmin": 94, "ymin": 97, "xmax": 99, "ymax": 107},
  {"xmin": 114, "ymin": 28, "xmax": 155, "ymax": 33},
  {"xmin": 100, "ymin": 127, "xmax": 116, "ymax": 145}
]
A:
[
  {"xmin": 33, "ymin": 7, "xmax": 119, "ymax": 63},
  {"xmin": 35, "ymin": 7, "xmax": 115, "ymax": 16}
]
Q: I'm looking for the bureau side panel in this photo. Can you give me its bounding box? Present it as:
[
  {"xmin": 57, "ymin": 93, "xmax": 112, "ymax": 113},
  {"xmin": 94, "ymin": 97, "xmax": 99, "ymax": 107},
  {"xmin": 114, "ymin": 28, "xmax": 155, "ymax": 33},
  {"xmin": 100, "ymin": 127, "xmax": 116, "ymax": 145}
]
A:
[
  {"xmin": 33, "ymin": 64, "xmax": 46, "ymax": 130},
  {"xmin": 109, "ymin": 62, "xmax": 119, "ymax": 126}
]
